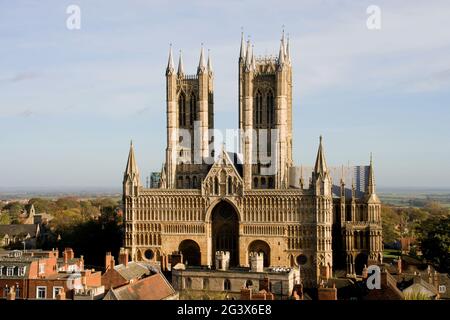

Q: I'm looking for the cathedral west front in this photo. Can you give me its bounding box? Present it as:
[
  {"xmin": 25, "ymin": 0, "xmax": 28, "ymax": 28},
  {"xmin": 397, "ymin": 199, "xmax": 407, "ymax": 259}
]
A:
[{"xmin": 122, "ymin": 32, "xmax": 383, "ymax": 287}]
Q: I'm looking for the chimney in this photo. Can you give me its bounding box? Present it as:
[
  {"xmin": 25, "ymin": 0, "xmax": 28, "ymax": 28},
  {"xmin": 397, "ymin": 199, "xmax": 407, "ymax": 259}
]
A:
[
  {"xmin": 249, "ymin": 252, "xmax": 264, "ymax": 273},
  {"xmin": 240, "ymin": 287, "xmax": 252, "ymax": 300},
  {"xmin": 318, "ymin": 283, "xmax": 337, "ymax": 300},
  {"xmin": 64, "ymin": 248, "xmax": 74, "ymax": 260},
  {"xmin": 397, "ymin": 258, "xmax": 402, "ymax": 274},
  {"xmin": 119, "ymin": 248, "xmax": 129, "ymax": 267},
  {"xmin": 79, "ymin": 255, "xmax": 84, "ymax": 271},
  {"xmin": 105, "ymin": 252, "xmax": 115, "ymax": 270},
  {"xmin": 7, "ymin": 286, "xmax": 16, "ymax": 301}
]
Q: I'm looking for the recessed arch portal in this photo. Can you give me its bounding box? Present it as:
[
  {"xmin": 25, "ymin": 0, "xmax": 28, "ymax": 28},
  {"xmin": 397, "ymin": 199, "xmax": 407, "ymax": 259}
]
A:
[
  {"xmin": 248, "ymin": 240, "xmax": 271, "ymax": 267},
  {"xmin": 179, "ymin": 239, "xmax": 201, "ymax": 266},
  {"xmin": 211, "ymin": 201, "xmax": 239, "ymax": 267}
]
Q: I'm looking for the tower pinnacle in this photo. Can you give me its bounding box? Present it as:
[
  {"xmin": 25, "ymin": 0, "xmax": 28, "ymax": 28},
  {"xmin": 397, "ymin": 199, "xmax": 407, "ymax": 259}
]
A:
[
  {"xmin": 177, "ymin": 50, "xmax": 184, "ymax": 76},
  {"xmin": 166, "ymin": 44, "xmax": 174, "ymax": 75},
  {"xmin": 207, "ymin": 49, "xmax": 213, "ymax": 73},
  {"xmin": 314, "ymin": 135, "xmax": 328, "ymax": 176},
  {"xmin": 367, "ymin": 152, "xmax": 376, "ymax": 195},
  {"xmin": 239, "ymin": 31, "xmax": 246, "ymax": 60},
  {"xmin": 197, "ymin": 44, "xmax": 206, "ymax": 74}
]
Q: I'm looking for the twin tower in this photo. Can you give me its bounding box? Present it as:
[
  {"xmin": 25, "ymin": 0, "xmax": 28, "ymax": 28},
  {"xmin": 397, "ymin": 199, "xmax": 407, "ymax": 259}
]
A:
[{"xmin": 163, "ymin": 31, "xmax": 293, "ymax": 191}]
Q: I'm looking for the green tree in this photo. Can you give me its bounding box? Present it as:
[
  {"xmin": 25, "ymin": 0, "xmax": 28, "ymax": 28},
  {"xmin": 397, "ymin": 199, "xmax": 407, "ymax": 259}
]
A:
[
  {"xmin": 0, "ymin": 212, "xmax": 10, "ymax": 224},
  {"xmin": 418, "ymin": 216, "xmax": 450, "ymax": 273},
  {"xmin": 381, "ymin": 205, "xmax": 401, "ymax": 243}
]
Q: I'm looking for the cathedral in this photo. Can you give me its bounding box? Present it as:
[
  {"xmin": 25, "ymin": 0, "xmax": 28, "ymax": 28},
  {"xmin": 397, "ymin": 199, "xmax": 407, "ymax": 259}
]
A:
[{"xmin": 122, "ymin": 32, "xmax": 383, "ymax": 287}]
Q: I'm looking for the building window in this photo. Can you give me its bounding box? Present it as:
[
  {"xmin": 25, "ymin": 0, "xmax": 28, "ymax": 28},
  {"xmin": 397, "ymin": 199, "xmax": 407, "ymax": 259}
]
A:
[
  {"xmin": 179, "ymin": 92, "xmax": 186, "ymax": 127},
  {"xmin": 6, "ymin": 266, "xmax": 14, "ymax": 276},
  {"xmin": 185, "ymin": 277, "xmax": 192, "ymax": 289},
  {"xmin": 245, "ymin": 280, "xmax": 253, "ymax": 288},
  {"xmin": 214, "ymin": 177, "xmax": 219, "ymax": 195},
  {"xmin": 3, "ymin": 286, "xmax": 8, "ymax": 298},
  {"xmin": 203, "ymin": 278, "xmax": 209, "ymax": 290},
  {"xmin": 224, "ymin": 279, "xmax": 231, "ymax": 291},
  {"xmin": 190, "ymin": 93, "xmax": 197, "ymax": 125},
  {"xmin": 53, "ymin": 287, "xmax": 64, "ymax": 299},
  {"xmin": 266, "ymin": 90, "xmax": 274, "ymax": 126},
  {"xmin": 255, "ymin": 90, "xmax": 262, "ymax": 125},
  {"xmin": 227, "ymin": 177, "xmax": 233, "ymax": 194},
  {"xmin": 0, "ymin": 266, "xmax": 3, "ymax": 276},
  {"xmin": 18, "ymin": 266, "xmax": 26, "ymax": 276},
  {"xmin": 253, "ymin": 177, "xmax": 258, "ymax": 189},
  {"xmin": 39, "ymin": 263, "xmax": 45, "ymax": 274},
  {"xmin": 36, "ymin": 286, "xmax": 47, "ymax": 299}
]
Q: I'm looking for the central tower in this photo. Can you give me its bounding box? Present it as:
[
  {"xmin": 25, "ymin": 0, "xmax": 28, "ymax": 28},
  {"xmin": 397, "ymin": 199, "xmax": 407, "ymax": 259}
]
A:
[{"xmin": 239, "ymin": 32, "xmax": 293, "ymax": 190}]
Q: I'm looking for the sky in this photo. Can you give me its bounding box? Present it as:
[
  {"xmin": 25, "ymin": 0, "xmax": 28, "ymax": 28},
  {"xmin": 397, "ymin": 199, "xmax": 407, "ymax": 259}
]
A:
[{"xmin": 1, "ymin": 0, "xmax": 450, "ymax": 189}]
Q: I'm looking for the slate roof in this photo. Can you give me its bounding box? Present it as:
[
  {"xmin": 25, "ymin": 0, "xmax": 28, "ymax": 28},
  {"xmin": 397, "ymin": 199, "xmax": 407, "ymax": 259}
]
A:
[
  {"xmin": 105, "ymin": 273, "xmax": 176, "ymax": 300},
  {"xmin": 113, "ymin": 261, "xmax": 153, "ymax": 281},
  {"xmin": 0, "ymin": 224, "xmax": 38, "ymax": 237}
]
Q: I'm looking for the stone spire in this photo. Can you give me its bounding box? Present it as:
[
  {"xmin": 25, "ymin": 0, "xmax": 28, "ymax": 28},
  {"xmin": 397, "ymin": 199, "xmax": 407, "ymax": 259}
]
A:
[
  {"xmin": 340, "ymin": 165, "xmax": 345, "ymax": 198},
  {"xmin": 207, "ymin": 49, "xmax": 213, "ymax": 73},
  {"xmin": 286, "ymin": 34, "xmax": 291, "ymax": 64},
  {"xmin": 251, "ymin": 45, "xmax": 256, "ymax": 71},
  {"xmin": 245, "ymin": 40, "xmax": 252, "ymax": 70},
  {"xmin": 166, "ymin": 44, "xmax": 174, "ymax": 75},
  {"xmin": 197, "ymin": 44, "xmax": 206, "ymax": 74},
  {"xmin": 125, "ymin": 140, "xmax": 139, "ymax": 178},
  {"xmin": 278, "ymin": 37, "xmax": 285, "ymax": 67},
  {"xmin": 239, "ymin": 31, "xmax": 246, "ymax": 61},
  {"xmin": 367, "ymin": 153, "xmax": 376, "ymax": 195},
  {"xmin": 177, "ymin": 50, "xmax": 184, "ymax": 76},
  {"xmin": 314, "ymin": 136, "xmax": 328, "ymax": 177}
]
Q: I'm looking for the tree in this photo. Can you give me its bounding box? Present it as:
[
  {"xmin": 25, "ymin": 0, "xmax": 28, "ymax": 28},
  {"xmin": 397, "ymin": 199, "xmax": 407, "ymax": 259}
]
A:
[
  {"xmin": 0, "ymin": 213, "xmax": 10, "ymax": 225},
  {"xmin": 381, "ymin": 205, "xmax": 401, "ymax": 244},
  {"xmin": 418, "ymin": 216, "xmax": 450, "ymax": 273}
]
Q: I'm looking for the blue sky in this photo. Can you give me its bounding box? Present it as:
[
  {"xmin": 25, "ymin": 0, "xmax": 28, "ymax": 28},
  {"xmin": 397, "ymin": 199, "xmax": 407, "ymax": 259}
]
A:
[{"xmin": 1, "ymin": 0, "xmax": 450, "ymax": 189}]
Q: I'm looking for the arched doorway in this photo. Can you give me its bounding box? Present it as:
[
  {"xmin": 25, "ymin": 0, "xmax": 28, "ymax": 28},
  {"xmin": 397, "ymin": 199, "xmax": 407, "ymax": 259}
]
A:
[
  {"xmin": 179, "ymin": 240, "xmax": 201, "ymax": 266},
  {"xmin": 211, "ymin": 201, "xmax": 239, "ymax": 267},
  {"xmin": 355, "ymin": 253, "xmax": 368, "ymax": 275},
  {"xmin": 248, "ymin": 240, "xmax": 271, "ymax": 267}
]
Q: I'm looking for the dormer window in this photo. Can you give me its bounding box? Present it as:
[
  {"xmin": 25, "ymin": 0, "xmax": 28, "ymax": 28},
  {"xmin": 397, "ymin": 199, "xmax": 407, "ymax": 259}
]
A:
[
  {"xmin": 6, "ymin": 266, "xmax": 14, "ymax": 276},
  {"xmin": 18, "ymin": 266, "xmax": 26, "ymax": 276}
]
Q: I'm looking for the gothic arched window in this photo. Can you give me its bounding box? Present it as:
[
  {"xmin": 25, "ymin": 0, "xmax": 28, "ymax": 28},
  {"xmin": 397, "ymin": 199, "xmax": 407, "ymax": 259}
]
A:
[
  {"xmin": 189, "ymin": 93, "xmax": 197, "ymax": 125},
  {"xmin": 255, "ymin": 90, "xmax": 262, "ymax": 126},
  {"xmin": 214, "ymin": 177, "xmax": 219, "ymax": 195},
  {"xmin": 179, "ymin": 92, "xmax": 186, "ymax": 127},
  {"xmin": 266, "ymin": 90, "xmax": 274, "ymax": 127},
  {"xmin": 227, "ymin": 176, "xmax": 233, "ymax": 194},
  {"xmin": 224, "ymin": 279, "xmax": 231, "ymax": 291}
]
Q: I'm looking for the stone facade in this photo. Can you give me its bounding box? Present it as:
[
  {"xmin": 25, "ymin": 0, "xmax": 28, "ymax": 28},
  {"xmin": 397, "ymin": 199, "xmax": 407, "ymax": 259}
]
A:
[{"xmin": 122, "ymin": 32, "xmax": 383, "ymax": 287}]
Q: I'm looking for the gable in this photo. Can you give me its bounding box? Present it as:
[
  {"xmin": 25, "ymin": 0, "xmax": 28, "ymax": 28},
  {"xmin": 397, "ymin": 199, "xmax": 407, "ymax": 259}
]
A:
[{"xmin": 202, "ymin": 149, "xmax": 243, "ymax": 197}]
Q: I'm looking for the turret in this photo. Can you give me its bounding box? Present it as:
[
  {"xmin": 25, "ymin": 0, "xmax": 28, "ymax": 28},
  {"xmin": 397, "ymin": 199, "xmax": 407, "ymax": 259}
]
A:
[
  {"xmin": 165, "ymin": 46, "xmax": 178, "ymax": 188},
  {"xmin": 123, "ymin": 141, "xmax": 141, "ymax": 197},
  {"xmin": 242, "ymin": 39, "xmax": 254, "ymax": 189},
  {"xmin": 312, "ymin": 136, "xmax": 332, "ymax": 196},
  {"xmin": 275, "ymin": 32, "xmax": 289, "ymax": 188},
  {"xmin": 197, "ymin": 45, "xmax": 209, "ymax": 160}
]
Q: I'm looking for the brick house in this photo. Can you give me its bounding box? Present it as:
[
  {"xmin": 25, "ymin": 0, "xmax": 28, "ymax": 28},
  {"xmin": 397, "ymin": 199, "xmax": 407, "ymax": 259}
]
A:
[{"xmin": 0, "ymin": 249, "xmax": 103, "ymax": 300}]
